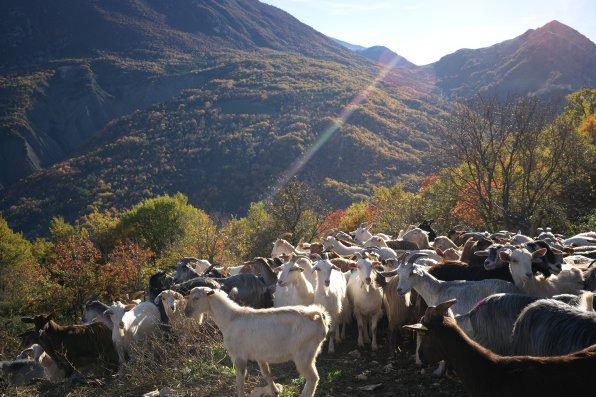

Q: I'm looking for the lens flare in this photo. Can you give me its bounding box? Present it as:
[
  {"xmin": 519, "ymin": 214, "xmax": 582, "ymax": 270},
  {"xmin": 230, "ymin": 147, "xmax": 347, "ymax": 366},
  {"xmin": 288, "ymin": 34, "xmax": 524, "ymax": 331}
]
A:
[{"xmin": 270, "ymin": 52, "xmax": 402, "ymax": 197}]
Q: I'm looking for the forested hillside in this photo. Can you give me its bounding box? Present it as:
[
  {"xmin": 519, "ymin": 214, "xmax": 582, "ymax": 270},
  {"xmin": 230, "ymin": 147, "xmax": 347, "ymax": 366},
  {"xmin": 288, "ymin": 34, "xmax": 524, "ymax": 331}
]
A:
[{"xmin": 0, "ymin": 0, "xmax": 594, "ymax": 238}]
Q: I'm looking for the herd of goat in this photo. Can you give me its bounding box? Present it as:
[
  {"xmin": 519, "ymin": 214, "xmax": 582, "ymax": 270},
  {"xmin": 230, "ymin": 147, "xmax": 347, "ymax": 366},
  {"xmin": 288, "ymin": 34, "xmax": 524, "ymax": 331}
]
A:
[{"xmin": 2, "ymin": 221, "xmax": 596, "ymax": 396}]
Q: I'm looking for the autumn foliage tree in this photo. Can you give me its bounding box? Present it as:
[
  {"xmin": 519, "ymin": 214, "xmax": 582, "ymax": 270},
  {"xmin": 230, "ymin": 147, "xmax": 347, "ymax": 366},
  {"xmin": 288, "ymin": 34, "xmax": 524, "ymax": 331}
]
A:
[
  {"xmin": 103, "ymin": 241, "xmax": 154, "ymax": 302},
  {"xmin": 435, "ymin": 94, "xmax": 578, "ymax": 232},
  {"xmin": 46, "ymin": 230, "xmax": 103, "ymax": 318}
]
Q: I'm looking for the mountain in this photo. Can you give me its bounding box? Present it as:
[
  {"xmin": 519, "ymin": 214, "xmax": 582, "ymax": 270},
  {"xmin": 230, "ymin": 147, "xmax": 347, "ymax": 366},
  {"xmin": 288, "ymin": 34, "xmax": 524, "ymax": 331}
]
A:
[
  {"xmin": 1, "ymin": 6, "xmax": 594, "ymax": 237},
  {"xmin": 0, "ymin": 0, "xmax": 353, "ymax": 71},
  {"xmin": 0, "ymin": 0, "xmax": 356, "ymax": 188},
  {"xmin": 357, "ymin": 46, "xmax": 415, "ymax": 68},
  {"xmin": 332, "ymin": 38, "xmax": 366, "ymax": 52},
  {"xmin": 0, "ymin": 0, "xmax": 443, "ymax": 236},
  {"xmin": 428, "ymin": 20, "xmax": 596, "ymax": 99},
  {"xmin": 333, "ymin": 38, "xmax": 415, "ymax": 67}
]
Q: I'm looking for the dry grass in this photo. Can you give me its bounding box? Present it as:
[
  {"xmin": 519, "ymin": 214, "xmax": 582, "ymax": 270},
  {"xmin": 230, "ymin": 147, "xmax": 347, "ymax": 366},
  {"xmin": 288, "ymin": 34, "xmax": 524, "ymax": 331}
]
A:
[{"xmin": 0, "ymin": 316, "xmax": 248, "ymax": 397}]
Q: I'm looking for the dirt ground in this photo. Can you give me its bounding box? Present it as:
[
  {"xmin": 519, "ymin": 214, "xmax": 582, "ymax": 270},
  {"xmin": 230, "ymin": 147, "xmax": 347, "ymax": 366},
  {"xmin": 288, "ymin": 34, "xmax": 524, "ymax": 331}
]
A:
[
  {"xmin": 247, "ymin": 326, "xmax": 469, "ymax": 397},
  {"xmin": 1, "ymin": 321, "xmax": 469, "ymax": 397}
]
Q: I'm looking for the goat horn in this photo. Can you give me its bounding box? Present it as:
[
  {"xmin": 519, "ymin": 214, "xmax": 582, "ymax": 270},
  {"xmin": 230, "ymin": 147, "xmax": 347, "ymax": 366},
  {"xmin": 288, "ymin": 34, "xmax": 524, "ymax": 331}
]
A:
[
  {"xmin": 407, "ymin": 253, "xmax": 428, "ymax": 265},
  {"xmin": 397, "ymin": 252, "xmax": 408, "ymax": 266}
]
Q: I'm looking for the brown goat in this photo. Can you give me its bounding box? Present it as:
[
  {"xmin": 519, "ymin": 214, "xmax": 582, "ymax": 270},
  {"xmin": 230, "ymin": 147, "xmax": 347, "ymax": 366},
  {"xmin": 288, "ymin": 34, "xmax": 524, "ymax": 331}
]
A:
[
  {"xmin": 21, "ymin": 314, "xmax": 119, "ymax": 377},
  {"xmin": 405, "ymin": 300, "xmax": 595, "ymax": 397},
  {"xmin": 460, "ymin": 237, "xmax": 493, "ymax": 267}
]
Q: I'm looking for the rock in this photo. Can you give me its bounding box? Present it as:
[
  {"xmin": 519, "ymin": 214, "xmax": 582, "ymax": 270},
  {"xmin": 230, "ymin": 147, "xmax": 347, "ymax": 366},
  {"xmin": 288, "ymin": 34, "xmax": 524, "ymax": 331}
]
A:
[
  {"xmin": 383, "ymin": 363, "xmax": 394, "ymax": 373},
  {"xmin": 358, "ymin": 383, "xmax": 383, "ymax": 391},
  {"xmin": 348, "ymin": 349, "xmax": 361, "ymax": 358},
  {"xmin": 356, "ymin": 373, "xmax": 368, "ymax": 381}
]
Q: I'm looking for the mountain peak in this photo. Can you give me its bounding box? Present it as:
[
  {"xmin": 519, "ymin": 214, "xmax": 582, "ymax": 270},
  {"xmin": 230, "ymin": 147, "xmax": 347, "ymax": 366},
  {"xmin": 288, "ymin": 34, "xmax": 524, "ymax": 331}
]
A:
[
  {"xmin": 430, "ymin": 19, "xmax": 596, "ymax": 99},
  {"xmin": 533, "ymin": 20, "xmax": 588, "ymax": 40}
]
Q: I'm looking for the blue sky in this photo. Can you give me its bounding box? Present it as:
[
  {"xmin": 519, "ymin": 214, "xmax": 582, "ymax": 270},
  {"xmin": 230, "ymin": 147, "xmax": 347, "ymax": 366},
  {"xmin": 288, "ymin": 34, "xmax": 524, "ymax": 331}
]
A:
[{"xmin": 262, "ymin": 0, "xmax": 596, "ymax": 65}]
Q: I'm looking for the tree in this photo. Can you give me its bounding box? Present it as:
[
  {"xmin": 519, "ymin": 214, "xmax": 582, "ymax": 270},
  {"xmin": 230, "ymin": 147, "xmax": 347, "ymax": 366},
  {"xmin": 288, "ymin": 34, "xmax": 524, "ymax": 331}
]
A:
[
  {"xmin": 46, "ymin": 229, "xmax": 103, "ymax": 318},
  {"xmin": 554, "ymin": 89, "xmax": 596, "ymax": 226},
  {"xmin": 49, "ymin": 216, "xmax": 75, "ymax": 244},
  {"xmin": 435, "ymin": 94, "xmax": 578, "ymax": 232},
  {"xmin": 104, "ymin": 241, "xmax": 154, "ymax": 301},
  {"xmin": 117, "ymin": 193, "xmax": 200, "ymax": 260},
  {"xmin": 0, "ymin": 215, "xmax": 40, "ymax": 313},
  {"xmin": 266, "ymin": 178, "xmax": 328, "ymax": 245},
  {"xmin": 370, "ymin": 183, "xmax": 422, "ymax": 236},
  {"xmin": 80, "ymin": 208, "xmax": 120, "ymax": 260}
]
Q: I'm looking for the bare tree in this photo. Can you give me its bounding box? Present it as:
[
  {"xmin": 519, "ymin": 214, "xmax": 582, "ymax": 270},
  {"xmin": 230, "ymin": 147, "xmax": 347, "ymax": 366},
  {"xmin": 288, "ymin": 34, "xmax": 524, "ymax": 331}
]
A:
[
  {"xmin": 267, "ymin": 178, "xmax": 328, "ymax": 244},
  {"xmin": 436, "ymin": 94, "xmax": 576, "ymax": 232}
]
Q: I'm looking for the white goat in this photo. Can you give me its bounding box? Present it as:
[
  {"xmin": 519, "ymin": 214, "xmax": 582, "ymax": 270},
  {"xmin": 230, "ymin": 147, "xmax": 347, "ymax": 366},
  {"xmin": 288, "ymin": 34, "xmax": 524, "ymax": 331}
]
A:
[
  {"xmin": 184, "ymin": 287, "xmax": 328, "ymax": 397},
  {"xmin": 402, "ymin": 228, "xmax": 430, "ymax": 249},
  {"xmin": 17, "ymin": 344, "xmax": 65, "ymax": 381},
  {"xmin": 353, "ymin": 223, "xmax": 391, "ymax": 244},
  {"xmin": 312, "ymin": 257, "xmax": 350, "ymax": 353},
  {"xmin": 321, "ymin": 236, "xmax": 362, "ymax": 256},
  {"xmin": 395, "ymin": 254, "xmax": 519, "ymax": 316},
  {"xmin": 499, "ymin": 247, "xmax": 585, "ymax": 297},
  {"xmin": 563, "ymin": 233, "xmax": 596, "ymax": 247},
  {"xmin": 363, "ymin": 236, "xmax": 399, "ymax": 260},
  {"xmin": 104, "ymin": 301, "xmax": 161, "ymax": 363},
  {"xmin": 346, "ymin": 253, "xmax": 384, "ymax": 351},
  {"xmin": 509, "ymin": 231, "xmax": 534, "ymax": 245},
  {"xmin": 432, "ymin": 236, "xmax": 459, "ymax": 252},
  {"xmin": 394, "ymin": 253, "xmax": 519, "ymax": 375},
  {"xmin": 155, "ymin": 290, "xmax": 187, "ymax": 324},
  {"xmin": 271, "ymin": 238, "xmax": 309, "ymax": 258},
  {"xmin": 275, "ymin": 256, "xmax": 315, "ymax": 306}
]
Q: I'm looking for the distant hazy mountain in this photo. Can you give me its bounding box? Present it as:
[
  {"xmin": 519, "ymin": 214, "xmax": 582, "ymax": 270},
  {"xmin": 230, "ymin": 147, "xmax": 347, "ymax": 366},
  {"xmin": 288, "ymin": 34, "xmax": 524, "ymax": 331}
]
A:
[
  {"xmin": 332, "ymin": 38, "xmax": 366, "ymax": 52},
  {"xmin": 357, "ymin": 46, "xmax": 415, "ymax": 68},
  {"xmin": 333, "ymin": 38, "xmax": 415, "ymax": 67},
  {"xmin": 429, "ymin": 20, "xmax": 596, "ymax": 99}
]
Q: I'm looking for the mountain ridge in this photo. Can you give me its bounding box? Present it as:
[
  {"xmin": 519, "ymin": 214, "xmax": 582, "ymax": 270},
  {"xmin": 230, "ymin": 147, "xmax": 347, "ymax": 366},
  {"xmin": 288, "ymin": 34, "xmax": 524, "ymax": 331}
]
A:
[{"xmin": 0, "ymin": 1, "xmax": 594, "ymax": 236}]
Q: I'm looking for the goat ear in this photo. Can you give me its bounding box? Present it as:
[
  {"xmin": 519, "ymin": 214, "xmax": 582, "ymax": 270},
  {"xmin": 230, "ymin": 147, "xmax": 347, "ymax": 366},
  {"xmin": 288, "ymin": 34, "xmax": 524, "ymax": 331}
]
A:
[
  {"xmin": 403, "ymin": 323, "xmax": 428, "ymax": 334},
  {"xmin": 331, "ymin": 264, "xmax": 341, "ymax": 271},
  {"xmin": 412, "ymin": 266, "xmax": 424, "ymax": 276},
  {"xmin": 349, "ymin": 262, "xmax": 357, "ymax": 269},
  {"xmin": 154, "ymin": 295, "xmax": 162, "ymax": 305},
  {"xmin": 474, "ymin": 250, "xmax": 489, "ymax": 257},
  {"xmin": 433, "ymin": 299, "xmax": 457, "ymax": 316},
  {"xmin": 272, "ymin": 267, "xmax": 282, "ymax": 273},
  {"xmin": 436, "ymin": 248, "xmax": 444, "ymax": 257},
  {"xmin": 124, "ymin": 304, "xmax": 136, "ymax": 311},
  {"xmin": 550, "ymin": 247, "xmax": 563, "ymax": 255},
  {"xmin": 206, "ymin": 289, "xmax": 215, "ymax": 296},
  {"xmin": 103, "ymin": 309, "xmax": 113, "ymax": 317},
  {"xmin": 532, "ymin": 248, "xmax": 547, "ymax": 259},
  {"xmin": 21, "ymin": 317, "xmax": 35, "ymax": 324},
  {"xmin": 499, "ymin": 251, "xmax": 512, "ymax": 262}
]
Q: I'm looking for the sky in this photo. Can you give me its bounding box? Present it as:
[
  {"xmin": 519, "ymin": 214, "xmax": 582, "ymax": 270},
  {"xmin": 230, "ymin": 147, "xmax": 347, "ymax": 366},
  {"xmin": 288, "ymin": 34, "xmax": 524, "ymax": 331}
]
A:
[{"xmin": 262, "ymin": 0, "xmax": 596, "ymax": 65}]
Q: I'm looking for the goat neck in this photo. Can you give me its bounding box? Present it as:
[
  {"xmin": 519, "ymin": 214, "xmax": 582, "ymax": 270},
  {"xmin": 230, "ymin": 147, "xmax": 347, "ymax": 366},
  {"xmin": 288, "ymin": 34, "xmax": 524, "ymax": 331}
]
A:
[
  {"xmin": 204, "ymin": 291, "xmax": 241, "ymax": 330},
  {"xmin": 424, "ymin": 316, "xmax": 500, "ymax": 396},
  {"xmin": 408, "ymin": 268, "xmax": 443, "ymax": 307}
]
